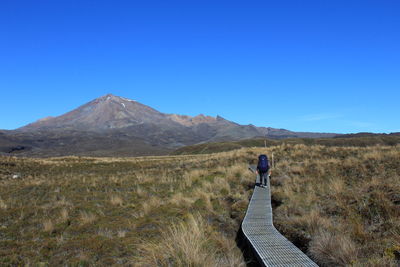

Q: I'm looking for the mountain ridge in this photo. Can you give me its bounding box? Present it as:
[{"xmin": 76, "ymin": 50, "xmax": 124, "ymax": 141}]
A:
[{"xmin": 1, "ymin": 94, "xmax": 337, "ymax": 157}]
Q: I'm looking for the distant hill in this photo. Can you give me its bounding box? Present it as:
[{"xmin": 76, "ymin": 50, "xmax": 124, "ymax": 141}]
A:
[
  {"xmin": 1, "ymin": 94, "xmax": 336, "ymax": 157},
  {"xmin": 333, "ymin": 132, "xmax": 400, "ymax": 138},
  {"xmin": 173, "ymin": 135, "xmax": 400, "ymax": 155}
]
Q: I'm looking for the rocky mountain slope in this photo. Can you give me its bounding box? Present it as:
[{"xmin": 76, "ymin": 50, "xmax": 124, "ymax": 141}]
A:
[{"xmin": 0, "ymin": 94, "xmax": 336, "ymax": 157}]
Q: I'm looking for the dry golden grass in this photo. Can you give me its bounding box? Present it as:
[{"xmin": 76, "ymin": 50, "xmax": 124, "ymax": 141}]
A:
[
  {"xmin": 110, "ymin": 195, "xmax": 124, "ymax": 206},
  {"xmin": 42, "ymin": 219, "xmax": 54, "ymax": 233},
  {"xmin": 168, "ymin": 192, "xmax": 195, "ymax": 210},
  {"xmin": 117, "ymin": 229, "xmax": 127, "ymax": 238},
  {"xmin": 269, "ymin": 145, "xmax": 400, "ymax": 266},
  {"xmin": 0, "ymin": 150, "xmax": 255, "ymax": 265},
  {"xmin": 60, "ymin": 208, "xmax": 69, "ymax": 223},
  {"xmin": 0, "ymin": 198, "xmax": 7, "ymax": 210},
  {"xmin": 143, "ymin": 214, "xmax": 215, "ymax": 266},
  {"xmin": 1, "ymin": 144, "xmax": 398, "ymax": 266},
  {"xmin": 309, "ymin": 231, "xmax": 358, "ymax": 266},
  {"xmin": 97, "ymin": 228, "xmax": 113, "ymax": 239},
  {"xmin": 78, "ymin": 211, "xmax": 97, "ymax": 225},
  {"xmin": 139, "ymin": 213, "xmax": 244, "ymax": 267}
]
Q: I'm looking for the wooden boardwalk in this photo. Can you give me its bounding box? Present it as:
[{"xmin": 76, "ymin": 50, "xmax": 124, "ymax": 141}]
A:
[{"xmin": 242, "ymin": 166, "xmax": 318, "ymax": 266}]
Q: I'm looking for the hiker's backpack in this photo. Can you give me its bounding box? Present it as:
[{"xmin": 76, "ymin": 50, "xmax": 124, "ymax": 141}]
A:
[{"xmin": 258, "ymin": 154, "xmax": 269, "ymax": 172}]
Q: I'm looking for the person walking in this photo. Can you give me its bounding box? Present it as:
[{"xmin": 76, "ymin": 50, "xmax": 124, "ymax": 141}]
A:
[{"xmin": 257, "ymin": 154, "xmax": 270, "ymax": 187}]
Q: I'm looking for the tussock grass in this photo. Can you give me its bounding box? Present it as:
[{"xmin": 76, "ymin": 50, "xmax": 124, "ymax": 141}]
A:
[
  {"xmin": 1, "ymin": 144, "xmax": 398, "ymax": 266},
  {"xmin": 0, "ymin": 198, "xmax": 7, "ymax": 210},
  {"xmin": 42, "ymin": 219, "xmax": 54, "ymax": 233},
  {"xmin": 140, "ymin": 213, "xmax": 244, "ymax": 267},
  {"xmin": 174, "ymin": 135, "xmax": 400, "ymax": 155},
  {"xmin": 142, "ymin": 214, "xmax": 215, "ymax": 266},
  {"xmin": 269, "ymin": 145, "xmax": 400, "ymax": 266},
  {"xmin": 0, "ymin": 150, "xmax": 254, "ymax": 265},
  {"xmin": 79, "ymin": 211, "xmax": 97, "ymax": 225},
  {"xmin": 60, "ymin": 208, "xmax": 69, "ymax": 223},
  {"xmin": 309, "ymin": 231, "xmax": 358, "ymax": 266},
  {"xmin": 117, "ymin": 229, "xmax": 127, "ymax": 238},
  {"xmin": 110, "ymin": 195, "xmax": 124, "ymax": 206}
]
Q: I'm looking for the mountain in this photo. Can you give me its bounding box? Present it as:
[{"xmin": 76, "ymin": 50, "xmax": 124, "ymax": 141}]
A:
[
  {"xmin": 21, "ymin": 94, "xmax": 170, "ymax": 131},
  {"xmin": 0, "ymin": 94, "xmax": 337, "ymax": 157}
]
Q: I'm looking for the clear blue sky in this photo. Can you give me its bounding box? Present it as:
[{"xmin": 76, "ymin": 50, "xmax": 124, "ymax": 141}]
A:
[{"xmin": 1, "ymin": 0, "xmax": 399, "ymax": 133}]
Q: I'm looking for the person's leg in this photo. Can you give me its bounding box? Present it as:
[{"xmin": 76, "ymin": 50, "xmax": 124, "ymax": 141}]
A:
[
  {"xmin": 263, "ymin": 172, "xmax": 267, "ymax": 186},
  {"xmin": 261, "ymin": 172, "xmax": 265, "ymax": 187},
  {"xmin": 264, "ymin": 172, "xmax": 268, "ymax": 186}
]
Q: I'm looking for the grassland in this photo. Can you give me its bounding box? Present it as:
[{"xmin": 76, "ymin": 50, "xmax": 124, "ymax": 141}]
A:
[
  {"xmin": 173, "ymin": 135, "xmax": 400, "ymax": 155},
  {"xmin": 1, "ymin": 144, "xmax": 399, "ymax": 266},
  {"xmin": 270, "ymin": 144, "xmax": 400, "ymax": 266},
  {"xmin": 0, "ymin": 152, "xmax": 256, "ymax": 266}
]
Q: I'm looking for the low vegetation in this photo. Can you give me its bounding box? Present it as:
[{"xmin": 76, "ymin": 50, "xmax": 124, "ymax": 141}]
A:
[
  {"xmin": 173, "ymin": 135, "xmax": 400, "ymax": 155},
  {"xmin": 269, "ymin": 144, "xmax": 400, "ymax": 266},
  {"xmin": 1, "ymin": 143, "xmax": 399, "ymax": 266},
  {"xmin": 0, "ymin": 152, "xmax": 256, "ymax": 266}
]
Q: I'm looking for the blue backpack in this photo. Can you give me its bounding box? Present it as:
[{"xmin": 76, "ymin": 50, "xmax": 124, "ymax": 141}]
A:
[{"xmin": 258, "ymin": 154, "xmax": 269, "ymax": 172}]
